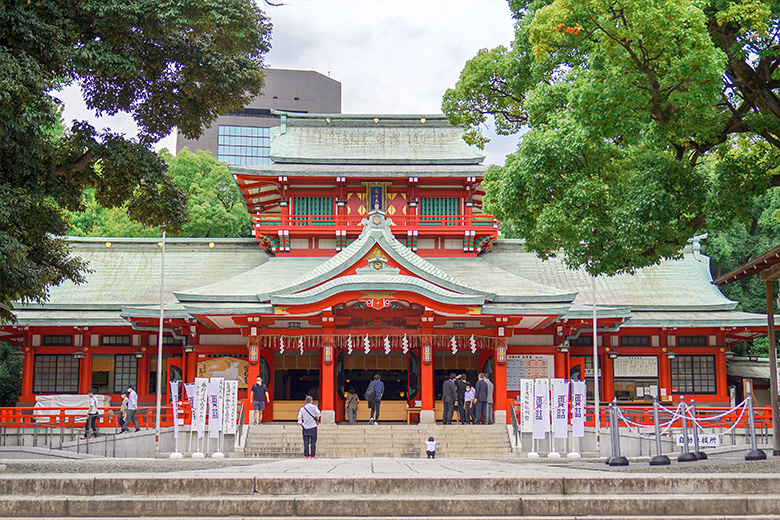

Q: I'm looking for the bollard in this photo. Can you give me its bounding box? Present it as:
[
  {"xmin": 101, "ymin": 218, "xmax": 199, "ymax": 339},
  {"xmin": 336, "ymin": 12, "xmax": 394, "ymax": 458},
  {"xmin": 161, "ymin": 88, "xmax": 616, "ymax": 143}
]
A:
[
  {"xmin": 608, "ymin": 400, "xmax": 628, "ymax": 466},
  {"xmin": 690, "ymin": 400, "xmax": 707, "ymax": 460},
  {"xmin": 677, "ymin": 398, "xmax": 697, "ymax": 462},
  {"xmin": 650, "ymin": 397, "xmax": 671, "ymax": 465},
  {"xmin": 745, "ymin": 389, "xmax": 767, "ymax": 461}
]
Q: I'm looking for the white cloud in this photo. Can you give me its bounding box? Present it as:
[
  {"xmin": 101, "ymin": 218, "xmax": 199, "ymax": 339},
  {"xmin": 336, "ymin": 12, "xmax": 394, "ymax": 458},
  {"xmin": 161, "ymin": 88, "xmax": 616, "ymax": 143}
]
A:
[{"xmin": 58, "ymin": 0, "xmax": 517, "ymax": 164}]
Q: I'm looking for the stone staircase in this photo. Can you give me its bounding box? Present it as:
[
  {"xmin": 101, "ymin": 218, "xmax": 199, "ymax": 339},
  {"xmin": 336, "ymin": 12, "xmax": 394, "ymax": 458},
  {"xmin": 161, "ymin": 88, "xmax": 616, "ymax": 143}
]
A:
[
  {"xmin": 0, "ymin": 471, "xmax": 777, "ymax": 518},
  {"xmin": 238, "ymin": 423, "xmax": 513, "ymax": 458}
]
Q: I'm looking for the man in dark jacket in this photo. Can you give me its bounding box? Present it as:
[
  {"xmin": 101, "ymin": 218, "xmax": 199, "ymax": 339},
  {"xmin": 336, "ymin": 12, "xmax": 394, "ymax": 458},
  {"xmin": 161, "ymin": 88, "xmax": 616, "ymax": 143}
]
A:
[
  {"xmin": 474, "ymin": 373, "xmax": 489, "ymax": 424},
  {"xmin": 455, "ymin": 374, "xmax": 467, "ymax": 424},
  {"xmin": 442, "ymin": 373, "xmax": 458, "ymax": 424}
]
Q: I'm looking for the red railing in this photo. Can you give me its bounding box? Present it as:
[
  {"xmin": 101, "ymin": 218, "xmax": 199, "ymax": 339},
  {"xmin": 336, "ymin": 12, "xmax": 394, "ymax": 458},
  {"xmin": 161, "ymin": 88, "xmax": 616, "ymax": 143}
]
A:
[
  {"xmin": 254, "ymin": 213, "xmax": 498, "ymax": 230},
  {"xmin": 0, "ymin": 406, "xmax": 192, "ymax": 429},
  {"xmin": 506, "ymin": 400, "xmax": 774, "ymax": 430}
]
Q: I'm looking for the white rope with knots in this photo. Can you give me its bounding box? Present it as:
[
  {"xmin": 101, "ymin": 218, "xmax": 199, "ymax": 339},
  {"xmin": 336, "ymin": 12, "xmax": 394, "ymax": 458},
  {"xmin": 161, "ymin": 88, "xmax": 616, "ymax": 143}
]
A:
[
  {"xmin": 615, "ymin": 403, "xmax": 683, "ymax": 439},
  {"xmin": 686, "ymin": 399, "xmax": 750, "ymax": 437}
]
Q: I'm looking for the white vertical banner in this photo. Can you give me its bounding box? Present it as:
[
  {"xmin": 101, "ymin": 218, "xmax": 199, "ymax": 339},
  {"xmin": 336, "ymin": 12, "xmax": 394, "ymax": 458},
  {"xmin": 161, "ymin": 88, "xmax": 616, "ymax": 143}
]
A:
[
  {"xmin": 194, "ymin": 378, "xmax": 209, "ymax": 438},
  {"xmin": 571, "ymin": 381, "xmax": 587, "ymax": 437},
  {"xmin": 223, "ymin": 380, "xmax": 239, "ymax": 435},
  {"xmin": 207, "ymin": 381, "xmax": 220, "ymax": 439},
  {"xmin": 184, "ymin": 383, "xmax": 196, "ymax": 420},
  {"xmin": 520, "ymin": 379, "xmax": 534, "ymax": 433},
  {"xmin": 533, "ymin": 379, "xmax": 550, "ymax": 440},
  {"xmin": 552, "ymin": 380, "xmax": 570, "ymax": 438},
  {"xmin": 212, "ymin": 377, "xmax": 225, "ymax": 432},
  {"xmin": 170, "ymin": 381, "xmax": 179, "ymax": 439}
]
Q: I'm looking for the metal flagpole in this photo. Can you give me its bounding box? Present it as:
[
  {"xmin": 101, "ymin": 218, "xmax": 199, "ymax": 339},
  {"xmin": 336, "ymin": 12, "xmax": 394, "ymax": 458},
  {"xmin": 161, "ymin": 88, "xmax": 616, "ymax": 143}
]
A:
[
  {"xmin": 155, "ymin": 229, "xmax": 165, "ymax": 457},
  {"xmin": 593, "ymin": 275, "xmax": 601, "ymax": 457}
]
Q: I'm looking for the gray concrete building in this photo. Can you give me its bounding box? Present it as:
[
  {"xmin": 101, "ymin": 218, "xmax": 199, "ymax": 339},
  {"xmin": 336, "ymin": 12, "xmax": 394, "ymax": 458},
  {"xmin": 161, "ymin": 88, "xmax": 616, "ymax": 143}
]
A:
[{"xmin": 176, "ymin": 68, "xmax": 341, "ymax": 165}]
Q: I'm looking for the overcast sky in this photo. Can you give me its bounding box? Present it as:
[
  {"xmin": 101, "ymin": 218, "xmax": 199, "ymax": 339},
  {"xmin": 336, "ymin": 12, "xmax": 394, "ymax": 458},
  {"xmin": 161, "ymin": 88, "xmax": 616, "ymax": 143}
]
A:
[{"xmin": 58, "ymin": 0, "xmax": 518, "ymax": 165}]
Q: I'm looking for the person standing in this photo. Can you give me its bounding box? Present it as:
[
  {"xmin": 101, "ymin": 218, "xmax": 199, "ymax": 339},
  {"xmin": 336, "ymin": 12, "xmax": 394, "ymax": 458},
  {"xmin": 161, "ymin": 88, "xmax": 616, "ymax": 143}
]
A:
[
  {"xmin": 464, "ymin": 383, "xmax": 475, "ymax": 424},
  {"xmin": 484, "ymin": 374, "xmax": 495, "ymax": 425},
  {"xmin": 474, "ymin": 373, "xmax": 489, "ymax": 425},
  {"xmin": 368, "ymin": 374, "xmax": 384, "ymax": 425},
  {"xmin": 442, "ymin": 373, "xmax": 457, "ymax": 425},
  {"xmin": 82, "ymin": 390, "xmax": 99, "ymax": 439},
  {"xmin": 346, "ymin": 388, "xmax": 359, "ymax": 425},
  {"xmin": 121, "ymin": 385, "xmax": 140, "ymax": 433},
  {"xmin": 297, "ymin": 395, "xmax": 321, "ymax": 458},
  {"xmin": 455, "ymin": 374, "xmax": 467, "ymax": 424},
  {"xmin": 251, "ymin": 376, "xmax": 270, "ymax": 425}
]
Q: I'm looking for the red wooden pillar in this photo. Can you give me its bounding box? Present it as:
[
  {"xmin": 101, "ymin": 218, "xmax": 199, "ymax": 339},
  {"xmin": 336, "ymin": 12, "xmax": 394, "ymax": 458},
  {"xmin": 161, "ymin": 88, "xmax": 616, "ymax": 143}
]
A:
[
  {"xmin": 716, "ymin": 348, "xmax": 728, "ymax": 402},
  {"xmin": 494, "ymin": 340, "xmax": 508, "ymax": 423},
  {"xmin": 320, "ymin": 334, "xmax": 336, "ymax": 424},
  {"xmin": 602, "ymin": 352, "xmax": 614, "ymax": 401},
  {"xmin": 78, "ymin": 352, "xmax": 92, "ymax": 394},
  {"xmin": 420, "ymin": 332, "xmax": 434, "ymax": 424},
  {"xmin": 554, "ymin": 351, "xmax": 566, "ymax": 379},
  {"xmin": 185, "ymin": 348, "xmax": 198, "ymax": 383},
  {"xmin": 21, "ymin": 344, "xmax": 34, "ymax": 399},
  {"xmin": 137, "ymin": 352, "xmax": 150, "ymax": 400},
  {"xmin": 659, "ymin": 335, "xmax": 671, "ymax": 403},
  {"xmin": 247, "ymin": 336, "xmax": 260, "ymax": 423}
]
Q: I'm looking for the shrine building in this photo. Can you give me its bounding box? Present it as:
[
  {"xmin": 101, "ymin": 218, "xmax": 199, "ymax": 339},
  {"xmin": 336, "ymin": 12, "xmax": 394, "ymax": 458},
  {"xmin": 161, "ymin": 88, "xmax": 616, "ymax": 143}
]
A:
[{"xmin": 1, "ymin": 113, "xmax": 770, "ymax": 423}]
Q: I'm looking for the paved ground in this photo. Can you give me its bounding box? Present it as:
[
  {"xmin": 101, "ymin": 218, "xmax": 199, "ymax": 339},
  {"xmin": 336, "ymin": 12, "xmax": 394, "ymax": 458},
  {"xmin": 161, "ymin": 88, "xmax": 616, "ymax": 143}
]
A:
[{"xmin": 0, "ymin": 454, "xmax": 777, "ymax": 477}]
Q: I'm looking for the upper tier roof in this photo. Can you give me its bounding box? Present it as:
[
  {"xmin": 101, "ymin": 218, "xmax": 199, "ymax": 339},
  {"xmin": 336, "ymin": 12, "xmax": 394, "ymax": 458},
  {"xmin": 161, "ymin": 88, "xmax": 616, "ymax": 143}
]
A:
[{"xmin": 268, "ymin": 112, "xmax": 486, "ymax": 165}]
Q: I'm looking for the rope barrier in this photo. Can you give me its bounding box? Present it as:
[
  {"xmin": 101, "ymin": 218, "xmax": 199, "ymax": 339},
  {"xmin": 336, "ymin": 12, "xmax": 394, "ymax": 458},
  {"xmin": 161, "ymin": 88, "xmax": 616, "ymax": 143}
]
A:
[{"xmin": 613, "ymin": 399, "xmax": 751, "ymax": 441}]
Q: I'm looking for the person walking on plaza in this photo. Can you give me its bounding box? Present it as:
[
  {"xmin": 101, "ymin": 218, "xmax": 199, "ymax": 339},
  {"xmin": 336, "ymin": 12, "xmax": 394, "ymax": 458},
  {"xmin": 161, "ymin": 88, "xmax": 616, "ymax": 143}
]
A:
[
  {"xmin": 82, "ymin": 390, "xmax": 99, "ymax": 440},
  {"xmin": 367, "ymin": 374, "xmax": 384, "ymax": 424},
  {"xmin": 484, "ymin": 374, "xmax": 495, "ymax": 425},
  {"xmin": 297, "ymin": 395, "xmax": 321, "ymax": 459},
  {"xmin": 251, "ymin": 376, "xmax": 270, "ymax": 424},
  {"xmin": 474, "ymin": 373, "xmax": 489, "ymax": 424},
  {"xmin": 442, "ymin": 373, "xmax": 457, "ymax": 425},
  {"xmin": 346, "ymin": 388, "xmax": 359, "ymax": 425},
  {"xmin": 455, "ymin": 374, "xmax": 467, "ymax": 424},
  {"xmin": 121, "ymin": 385, "xmax": 140, "ymax": 433},
  {"xmin": 117, "ymin": 392, "xmax": 128, "ymax": 429},
  {"xmin": 464, "ymin": 383, "xmax": 475, "ymax": 424}
]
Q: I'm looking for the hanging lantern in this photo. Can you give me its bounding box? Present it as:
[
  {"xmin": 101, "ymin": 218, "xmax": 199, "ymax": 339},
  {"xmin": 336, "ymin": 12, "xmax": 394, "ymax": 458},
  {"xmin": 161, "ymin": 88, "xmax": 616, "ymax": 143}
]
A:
[
  {"xmin": 384, "ymin": 335, "xmax": 391, "ymax": 355},
  {"xmin": 496, "ymin": 344, "xmax": 507, "ymax": 364},
  {"xmin": 324, "ymin": 344, "xmax": 333, "ymax": 364},
  {"xmin": 422, "ymin": 344, "xmax": 432, "ymax": 364}
]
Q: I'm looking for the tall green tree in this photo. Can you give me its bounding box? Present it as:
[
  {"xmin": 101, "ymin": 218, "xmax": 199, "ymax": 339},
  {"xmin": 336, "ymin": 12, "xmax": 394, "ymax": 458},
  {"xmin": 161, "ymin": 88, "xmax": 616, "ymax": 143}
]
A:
[
  {"xmin": 0, "ymin": 0, "xmax": 272, "ymax": 322},
  {"xmin": 68, "ymin": 149, "xmax": 253, "ymax": 238},
  {"xmin": 0, "ymin": 342, "xmax": 23, "ymax": 407},
  {"xmin": 444, "ymin": 0, "xmax": 780, "ymax": 276}
]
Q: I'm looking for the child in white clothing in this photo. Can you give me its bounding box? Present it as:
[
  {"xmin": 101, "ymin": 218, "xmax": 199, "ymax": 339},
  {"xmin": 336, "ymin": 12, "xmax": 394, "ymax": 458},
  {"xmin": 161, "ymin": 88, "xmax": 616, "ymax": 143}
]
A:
[{"xmin": 426, "ymin": 436, "xmax": 436, "ymax": 459}]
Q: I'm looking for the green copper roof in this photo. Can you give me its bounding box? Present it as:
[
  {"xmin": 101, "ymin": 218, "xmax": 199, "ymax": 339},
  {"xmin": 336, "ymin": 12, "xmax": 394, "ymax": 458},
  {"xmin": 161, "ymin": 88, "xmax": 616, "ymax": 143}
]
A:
[{"xmin": 268, "ymin": 111, "xmax": 485, "ymax": 165}]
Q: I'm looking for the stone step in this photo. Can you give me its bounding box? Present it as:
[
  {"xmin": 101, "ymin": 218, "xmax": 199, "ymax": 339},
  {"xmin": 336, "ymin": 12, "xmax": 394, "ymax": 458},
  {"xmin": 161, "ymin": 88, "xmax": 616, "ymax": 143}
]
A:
[
  {"xmin": 1, "ymin": 475, "xmax": 775, "ymax": 497},
  {"xmin": 243, "ymin": 423, "xmax": 512, "ymax": 458},
  {"xmin": 0, "ymin": 494, "xmax": 776, "ymax": 518},
  {"xmin": 5, "ymin": 516, "xmax": 779, "ymax": 520}
]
